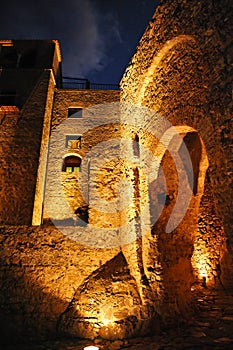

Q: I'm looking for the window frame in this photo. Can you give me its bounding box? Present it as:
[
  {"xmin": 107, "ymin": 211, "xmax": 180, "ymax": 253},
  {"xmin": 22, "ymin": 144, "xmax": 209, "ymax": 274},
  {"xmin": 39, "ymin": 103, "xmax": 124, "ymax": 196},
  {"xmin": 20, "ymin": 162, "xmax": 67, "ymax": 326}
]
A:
[{"xmin": 66, "ymin": 134, "xmax": 82, "ymax": 149}]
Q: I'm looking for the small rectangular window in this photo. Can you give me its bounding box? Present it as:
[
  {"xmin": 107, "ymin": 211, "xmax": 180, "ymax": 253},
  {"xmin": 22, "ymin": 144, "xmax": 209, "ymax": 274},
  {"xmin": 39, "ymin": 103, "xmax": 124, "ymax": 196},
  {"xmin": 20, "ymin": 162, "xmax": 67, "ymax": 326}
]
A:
[
  {"xmin": 68, "ymin": 107, "xmax": 82, "ymax": 118},
  {"xmin": 66, "ymin": 135, "xmax": 82, "ymax": 149},
  {"xmin": 133, "ymin": 134, "xmax": 140, "ymax": 157}
]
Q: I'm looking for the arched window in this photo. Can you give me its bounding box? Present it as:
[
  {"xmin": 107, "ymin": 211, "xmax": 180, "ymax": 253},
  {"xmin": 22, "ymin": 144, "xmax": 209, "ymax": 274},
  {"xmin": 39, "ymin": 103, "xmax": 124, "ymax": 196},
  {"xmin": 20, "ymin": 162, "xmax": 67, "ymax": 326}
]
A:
[{"xmin": 62, "ymin": 155, "xmax": 81, "ymax": 173}]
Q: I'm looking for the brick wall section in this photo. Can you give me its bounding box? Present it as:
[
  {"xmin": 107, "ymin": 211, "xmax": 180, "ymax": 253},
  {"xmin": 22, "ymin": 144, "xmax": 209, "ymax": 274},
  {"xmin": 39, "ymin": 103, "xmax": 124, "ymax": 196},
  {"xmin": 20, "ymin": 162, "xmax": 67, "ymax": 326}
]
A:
[{"xmin": 121, "ymin": 0, "xmax": 233, "ymax": 288}]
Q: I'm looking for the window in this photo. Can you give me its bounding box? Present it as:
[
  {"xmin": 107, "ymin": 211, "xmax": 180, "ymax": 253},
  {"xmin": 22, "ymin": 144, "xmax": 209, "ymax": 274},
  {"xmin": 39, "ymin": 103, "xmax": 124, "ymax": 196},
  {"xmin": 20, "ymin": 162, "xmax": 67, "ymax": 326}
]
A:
[
  {"xmin": 66, "ymin": 135, "xmax": 81, "ymax": 149},
  {"xmin": 68, "ymin": 107, "xmax": 82, "ymax": 118},
  {"xmin": 62, "ymin": 155, "xmax": 82, "ymax": 173},
  {"xmin": 133, "ymin": 134, "xmax": 140, "ymax": 157}
]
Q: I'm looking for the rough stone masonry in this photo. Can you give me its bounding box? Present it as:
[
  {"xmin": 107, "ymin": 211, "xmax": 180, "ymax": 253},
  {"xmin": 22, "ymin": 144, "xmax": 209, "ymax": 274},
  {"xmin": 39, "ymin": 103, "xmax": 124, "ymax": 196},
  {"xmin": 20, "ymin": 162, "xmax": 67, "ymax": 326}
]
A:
[{"xmin": 0, "ymin": 0, "xmax": 232, "ymax": 343}]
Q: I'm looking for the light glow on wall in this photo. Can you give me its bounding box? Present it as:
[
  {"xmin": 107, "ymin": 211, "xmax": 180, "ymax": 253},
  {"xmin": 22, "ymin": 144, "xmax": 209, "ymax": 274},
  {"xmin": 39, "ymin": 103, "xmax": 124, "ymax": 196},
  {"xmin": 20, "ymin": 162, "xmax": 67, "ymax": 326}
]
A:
[
  {"xmin": 101, "ymin": 305, "xmax": 115, "ymax": 326},
  {"xmin": 198, "ymin": 260, "xmax": 208, "ymax": 278},
  {"xmin": 192, "ymin": 251, "xmax": 213, "ymax": 284}
]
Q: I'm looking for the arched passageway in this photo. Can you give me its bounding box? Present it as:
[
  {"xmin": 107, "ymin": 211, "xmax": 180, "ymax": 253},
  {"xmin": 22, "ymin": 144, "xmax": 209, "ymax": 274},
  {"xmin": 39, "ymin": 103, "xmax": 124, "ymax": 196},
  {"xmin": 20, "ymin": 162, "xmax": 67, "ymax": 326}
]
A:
[{"xmin": 141, "ymin": 127, "xmax": 210, "ymax": 317}]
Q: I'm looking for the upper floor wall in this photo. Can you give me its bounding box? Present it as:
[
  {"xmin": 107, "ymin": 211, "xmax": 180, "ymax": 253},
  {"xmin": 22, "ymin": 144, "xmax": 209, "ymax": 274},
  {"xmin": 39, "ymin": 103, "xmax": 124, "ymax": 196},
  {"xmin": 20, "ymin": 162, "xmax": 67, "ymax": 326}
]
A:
[{"xmin": 0, "ymin": 40, "xmax": 61, "ymax": 76}]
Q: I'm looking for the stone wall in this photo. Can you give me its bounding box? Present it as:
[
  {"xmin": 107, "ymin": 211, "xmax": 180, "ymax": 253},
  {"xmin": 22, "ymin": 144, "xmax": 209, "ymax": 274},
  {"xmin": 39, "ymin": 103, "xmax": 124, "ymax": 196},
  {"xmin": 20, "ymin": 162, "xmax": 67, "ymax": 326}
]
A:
[
  {"xmin": 121, "ymin": 0, "xmax": 233, "ymax": 290},
  {"xmin": 0, "ymin": 70, "xmax": 55, "ymax": 225},
  {"xmin": 0, "ymin": 0, "xmax": 232, "ymax": 342},
  {"xmin": 0, "ymin": 225, "xmax": 120, "ymax": 343},
  {"xmin": 44, "ymin": 90, "xmax": 120, "ymax": 228},
  {"xmin": 192, "ymin": 171, "xmax": 225, "ymax": 284},
  {"xmin": 51, "ymin": 89, "xmax": 120, "ymax": 129}
]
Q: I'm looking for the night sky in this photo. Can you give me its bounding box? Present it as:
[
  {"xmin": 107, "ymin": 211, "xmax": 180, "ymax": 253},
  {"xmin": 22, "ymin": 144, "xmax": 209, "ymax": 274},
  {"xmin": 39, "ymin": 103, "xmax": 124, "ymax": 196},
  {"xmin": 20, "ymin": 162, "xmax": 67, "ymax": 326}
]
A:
[{"xmin": 0, "ymin": 0, "xmax": 159, "ymax": 84}]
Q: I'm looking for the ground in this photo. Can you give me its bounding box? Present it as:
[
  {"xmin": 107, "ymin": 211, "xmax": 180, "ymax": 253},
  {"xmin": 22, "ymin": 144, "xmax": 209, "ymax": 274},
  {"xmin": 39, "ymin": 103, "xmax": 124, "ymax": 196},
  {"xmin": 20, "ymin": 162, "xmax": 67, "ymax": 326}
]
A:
[{"xmin": 2, "ymin": 286, "xmax": 233, "ymax": 350}]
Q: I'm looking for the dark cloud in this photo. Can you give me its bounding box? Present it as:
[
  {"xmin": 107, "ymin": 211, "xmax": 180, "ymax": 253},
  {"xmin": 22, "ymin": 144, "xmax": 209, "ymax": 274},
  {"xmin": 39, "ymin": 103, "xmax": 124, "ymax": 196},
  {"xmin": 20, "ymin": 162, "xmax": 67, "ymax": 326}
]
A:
[
  {"xmin": 0, "ymin": 0, "xmax": 158, "ymax": 83},
  {"xmin": 61, "ymin": 0, "xmax": 109, "ymax": 77},
  {"xmin": 61, "ymin": 0, "xmax": 126, "ymax": 78}
]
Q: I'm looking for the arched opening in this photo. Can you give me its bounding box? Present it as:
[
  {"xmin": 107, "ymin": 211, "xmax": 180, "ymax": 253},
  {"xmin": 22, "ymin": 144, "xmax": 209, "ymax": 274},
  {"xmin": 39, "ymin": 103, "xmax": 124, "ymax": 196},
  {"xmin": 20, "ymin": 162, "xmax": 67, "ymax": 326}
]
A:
[
  {"xmin": 62, "ymin": 155, "xmax": 82, "ymax": 173},
  {"xmin": 148, "ymin": 128, "xmax": 207, "ymax": 230},
  {"xmin": 60, "ymin": 153, "xmax": 87, "ymax": 224},
  {"xmin": 143, "ymin": 127, "xmax": 209, "ymax": 318}
]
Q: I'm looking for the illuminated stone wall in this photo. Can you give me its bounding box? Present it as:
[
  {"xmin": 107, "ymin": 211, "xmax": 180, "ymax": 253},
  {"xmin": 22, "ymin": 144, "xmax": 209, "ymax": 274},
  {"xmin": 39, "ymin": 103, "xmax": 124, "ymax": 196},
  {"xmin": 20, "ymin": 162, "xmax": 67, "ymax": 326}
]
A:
[
  {"xmin": 0, "ymin": 226, "xmax": 120, "ymax": 342},
  {"xmin": 0, "ymin": 40, "xmax": 61, "ymax": 226},
  {"xmin": 0, "ymin": 70, "xmax": 55, "ymax": 225},
  {"xmin": 44, "ymin": 91, "xmax": 120, "ymax": 227},
  {"xmin": 0, "ymin": 0, "xmax": 232, "ymax": 343},
  {"xmin": 121, "ymin": 0, "xmax": 233, "ymax": 314}
]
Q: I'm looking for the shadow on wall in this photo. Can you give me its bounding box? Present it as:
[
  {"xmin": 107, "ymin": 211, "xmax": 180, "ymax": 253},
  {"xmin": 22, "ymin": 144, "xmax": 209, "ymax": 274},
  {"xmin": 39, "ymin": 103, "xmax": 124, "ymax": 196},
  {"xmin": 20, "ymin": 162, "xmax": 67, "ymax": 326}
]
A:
[{"xmin": 0, "ymin": 260, "xmax": 65, "ymax": 345}]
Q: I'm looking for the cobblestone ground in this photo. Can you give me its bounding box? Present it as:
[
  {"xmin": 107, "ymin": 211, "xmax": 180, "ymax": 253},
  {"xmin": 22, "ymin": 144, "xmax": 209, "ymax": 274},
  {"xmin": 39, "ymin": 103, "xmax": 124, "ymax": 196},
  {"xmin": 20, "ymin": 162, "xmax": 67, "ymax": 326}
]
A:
[{"xmin": 2, "ymin": 287, "xmax": 233, "ymax": 350}]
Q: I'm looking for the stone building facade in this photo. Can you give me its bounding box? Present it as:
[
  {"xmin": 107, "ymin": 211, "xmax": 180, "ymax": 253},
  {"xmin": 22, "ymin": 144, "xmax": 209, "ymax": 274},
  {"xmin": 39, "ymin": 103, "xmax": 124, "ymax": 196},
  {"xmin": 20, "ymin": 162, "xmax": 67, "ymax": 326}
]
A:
[{"xmin": 0, "ymin": 0, "xmax": 232, "ymax": 344}]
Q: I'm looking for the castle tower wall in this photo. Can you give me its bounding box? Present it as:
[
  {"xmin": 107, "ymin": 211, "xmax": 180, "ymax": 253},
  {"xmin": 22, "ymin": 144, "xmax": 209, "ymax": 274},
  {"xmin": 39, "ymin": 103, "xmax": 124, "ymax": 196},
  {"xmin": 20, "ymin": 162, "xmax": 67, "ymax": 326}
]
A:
[
  {"xmin": 44, "ymin": 89, "xmax": 120, "ymax": 228},
  {"xmin": 121, "ymin": 0, "xmax": 233, "ymax": 300},
  {"xmin": 0, "ymin": 40, "xmax": 60, "ymax": 225},
  {"xmin": 0, "ymin": 0, "xmax": 232, "ymax": 340}
]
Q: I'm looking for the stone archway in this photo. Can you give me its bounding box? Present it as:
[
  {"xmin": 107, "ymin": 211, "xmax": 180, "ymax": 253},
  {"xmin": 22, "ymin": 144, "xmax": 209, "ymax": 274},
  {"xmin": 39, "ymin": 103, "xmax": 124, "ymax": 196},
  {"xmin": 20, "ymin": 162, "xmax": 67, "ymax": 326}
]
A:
[{"xmin": 139, "ymin": 126, "xmax": 209, "ymax": 318}]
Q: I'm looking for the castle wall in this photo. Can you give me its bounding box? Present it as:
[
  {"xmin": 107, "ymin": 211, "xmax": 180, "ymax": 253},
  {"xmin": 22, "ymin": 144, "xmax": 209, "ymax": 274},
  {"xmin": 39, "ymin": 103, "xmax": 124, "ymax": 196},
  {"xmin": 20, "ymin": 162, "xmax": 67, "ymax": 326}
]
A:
[
  {"xmin": 0, "ymin": 88, "xmax": 126, "ymax": 342},
  {"xmin": 0, "ymin": 225, "xmax": 120, "ymax": 342},
  {"xmin": 0, "ymin": 0, "xmax": 232, "ymax": 341},
  {"xmin": 44, "ymin": 89, "xmax": 120, "ymax": 229},
  {"xmin": 120, "ymin": 0, "xmax": 233, "ymax": 306},
  {"xmin": 0, "ymin": 40, "xmax": 62, "ymax": 226},
  {"xmin": 0, "ymin": 70, "xmax": 55, "ymax": 225},
  {"xmin": 51, "ymin": 89, "xmax": 120, "ymax": 129}
]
